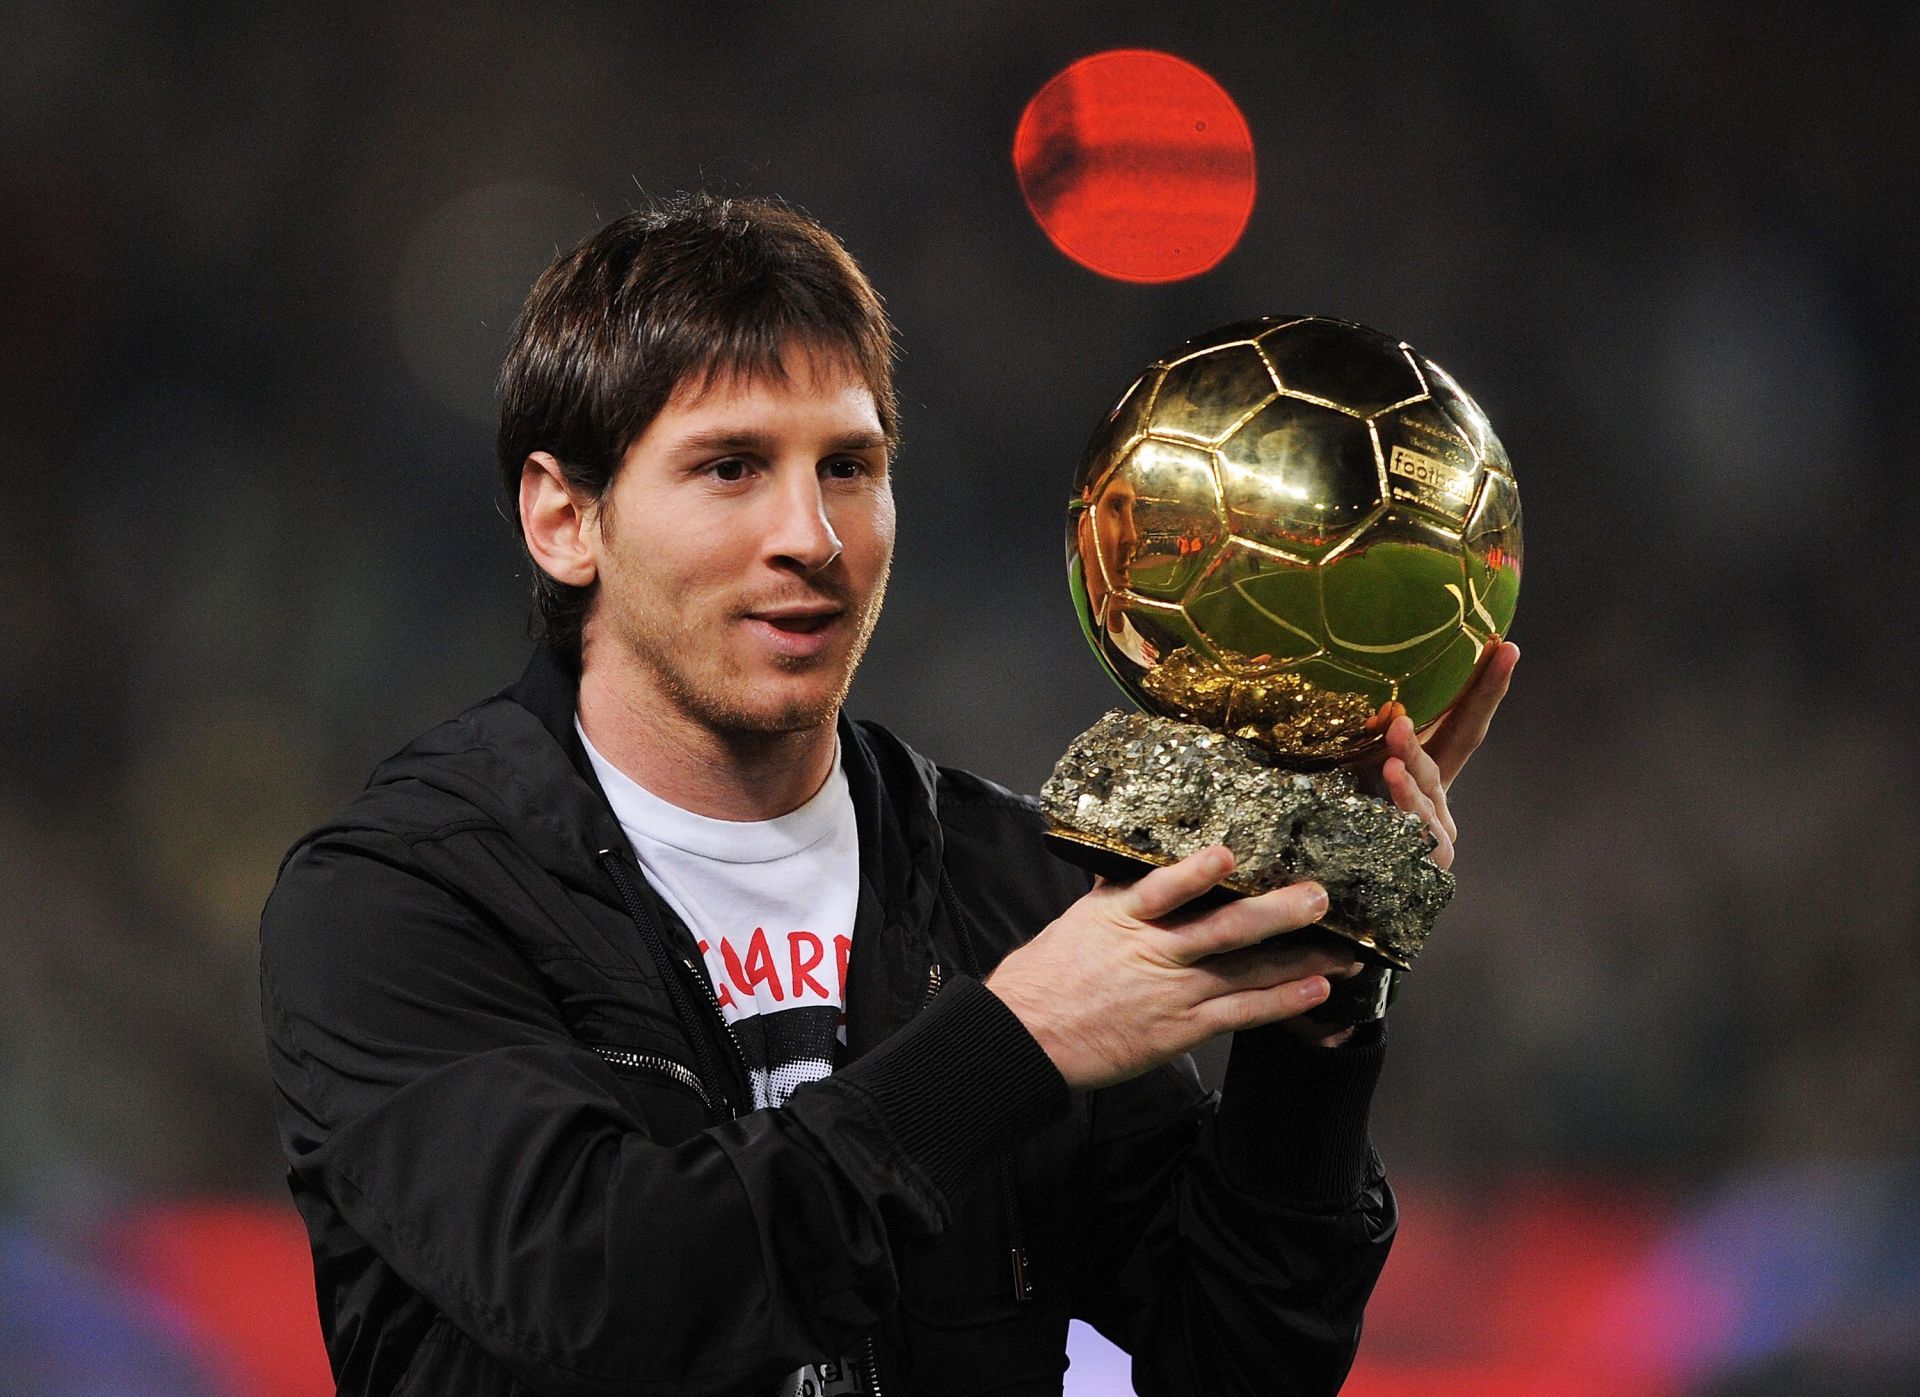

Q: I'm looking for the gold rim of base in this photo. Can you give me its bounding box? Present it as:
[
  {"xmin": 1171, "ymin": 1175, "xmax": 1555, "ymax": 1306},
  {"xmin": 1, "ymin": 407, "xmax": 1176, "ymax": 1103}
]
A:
[{"xmin": 1043, "ymin": 822, "xmax": 1415, "ymax": 971}]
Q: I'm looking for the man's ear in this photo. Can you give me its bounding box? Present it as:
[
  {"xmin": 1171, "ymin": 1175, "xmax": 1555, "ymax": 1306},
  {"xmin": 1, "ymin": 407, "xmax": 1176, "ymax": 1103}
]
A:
[{"xmin": 519, "ymin": 452, "xmax": 599, "ymax": 588}]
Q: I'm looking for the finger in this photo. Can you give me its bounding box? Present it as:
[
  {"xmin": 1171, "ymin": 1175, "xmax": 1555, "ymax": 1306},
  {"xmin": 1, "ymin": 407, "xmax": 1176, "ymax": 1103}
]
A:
[
  {"xmin": 1390, "ymin": 763, "xmax": 1443, "ymax": 863},
  {"xmin": 1387, "ymin": 717, "xmax": 1454, "ymax": 835},
  {"xmin": 1384, "ymin": 758, "xmax": 1455, "ymax": 869},
  {"xmin": 1426, "ymin": 640, "xmax": 1518, "ymax": 785},
  {"xmin": 1385, "ymin": 720, "xmax": 1456, "ymax": 841},
  {"xmin": 1166, "ymin": 880, "xmax": 1329, "ymax": 962},
  {"xmin": 1194, "ymin": 941, "xmax": 1364, "ymax": 995},
  {"xmin": 1122, "ymin": 845, "xmax": 1236, "ymax": 923},
  {"xmin": 1382, "ymin": 759, "xmax": 1451, "ymax": 867},
  {"xmin": 1189, "ymin": 975, "xmax": 1332, "ymax": 1036}
]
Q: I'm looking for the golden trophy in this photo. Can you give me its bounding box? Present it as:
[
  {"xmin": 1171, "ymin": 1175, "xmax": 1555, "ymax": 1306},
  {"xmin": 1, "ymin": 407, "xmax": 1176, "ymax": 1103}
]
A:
[{"xmin": 1040, "ymin": 317, "xmax": 1522, "ymax": 1022}]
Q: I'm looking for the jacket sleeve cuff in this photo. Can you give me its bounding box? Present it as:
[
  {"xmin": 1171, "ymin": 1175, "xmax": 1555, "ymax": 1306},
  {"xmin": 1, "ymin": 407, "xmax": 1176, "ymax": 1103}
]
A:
[
  {"xmin": 835, "ymin": 974, "xmax": 1068, "ymax": 1211},
  {"xmin": 1213, "ymin": 1019, "xmax": 1387, "ymax": 1208}
]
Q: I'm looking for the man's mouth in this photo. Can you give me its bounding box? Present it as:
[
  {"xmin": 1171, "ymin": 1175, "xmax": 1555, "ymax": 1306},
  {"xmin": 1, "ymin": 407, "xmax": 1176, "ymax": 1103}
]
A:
[
  {"xmin": 752, "ymin": 610, "xmax": 837, "ymax": 633},
  {"xmin": 749, "ymin": 607, "xmax": 844, "ymax": 635}
]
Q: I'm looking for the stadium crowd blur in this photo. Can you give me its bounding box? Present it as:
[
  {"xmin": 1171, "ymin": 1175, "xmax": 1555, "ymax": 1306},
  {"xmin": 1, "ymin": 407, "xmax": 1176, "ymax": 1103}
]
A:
[{"xmin": 3, "ymin": 3, "xmax": 1914, "ymax": 1393}]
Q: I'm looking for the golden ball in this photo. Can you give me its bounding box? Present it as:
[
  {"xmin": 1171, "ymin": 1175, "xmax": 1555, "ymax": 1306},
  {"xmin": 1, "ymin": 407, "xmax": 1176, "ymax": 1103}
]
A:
[{"xmin": 1068, "ymin": 316, "xmax": 1521, "ymax": 763}]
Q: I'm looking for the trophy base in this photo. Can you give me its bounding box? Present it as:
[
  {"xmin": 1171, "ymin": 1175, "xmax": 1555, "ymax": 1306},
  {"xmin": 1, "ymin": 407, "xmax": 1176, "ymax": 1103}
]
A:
[{"xmin": 1040, "ymin": 711, "xmax": 1455, "ymax": 972}]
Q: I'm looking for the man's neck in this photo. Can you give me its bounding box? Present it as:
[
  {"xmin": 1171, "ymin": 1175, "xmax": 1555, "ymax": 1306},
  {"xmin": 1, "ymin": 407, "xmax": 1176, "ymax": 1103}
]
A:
[{"xmin": 575, "ymin": 665, "xmax": 838, "ymax": 822}]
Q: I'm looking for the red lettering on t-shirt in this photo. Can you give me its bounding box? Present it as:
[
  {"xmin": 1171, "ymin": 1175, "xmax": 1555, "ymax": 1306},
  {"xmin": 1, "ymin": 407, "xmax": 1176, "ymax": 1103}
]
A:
[
  {"xmin": 834, "ymin": 934, "xmax": 852, "ymax": 1002},
  {"xmin": 790, "ymin": 930, "xmax": 828, "ymax": 999},
  {"xmin": 724, "ymin": 926, "xmax": 785, "ymax": 1003},
  {"xmin": 696, "ymin": 939, "xmax": 734, "ymax": 1011}
]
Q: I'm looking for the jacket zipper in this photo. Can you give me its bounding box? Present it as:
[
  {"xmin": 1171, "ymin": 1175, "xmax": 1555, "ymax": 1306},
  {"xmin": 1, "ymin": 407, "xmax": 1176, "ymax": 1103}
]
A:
[
  {"xmin": 589, "ymin": 1045, "xmax": 714, "ymax": 1116},
  {"xmin": 936, "ymin": 875, "xmax": 1035, "ymax": 1306},
  {"xmin": 1001, "ymin": 1169, "xmax": 1034, "ymax": 1302},
  {"xmin": 679, "ymin": 954, "xmax": 750, "ymax": 1090},
  {"xmin": 857, "ymin": 961, "xmax": 943, "ymax": 1397},
  {"xmin": 597, "ymin": 849, "xmax": 745, "ymax": 1121}
]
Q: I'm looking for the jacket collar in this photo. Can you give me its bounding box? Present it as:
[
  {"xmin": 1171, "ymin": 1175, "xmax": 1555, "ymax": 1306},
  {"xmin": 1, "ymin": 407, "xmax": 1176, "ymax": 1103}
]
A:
[
  {"xmin": 503, "ymin": 648, "xmax": 944, "ymax": 944},
  {"xmin": 499, "ymin": 647, "xmax": 942, "ymax": 886},
  {"xmin": 500, "ymin": 644, "xmax": 599, "ymax": 792}
]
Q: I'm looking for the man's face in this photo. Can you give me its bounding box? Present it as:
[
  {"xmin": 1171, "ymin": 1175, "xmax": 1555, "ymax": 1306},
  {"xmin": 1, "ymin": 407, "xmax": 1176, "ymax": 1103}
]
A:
[{"xmin": 581, "ymin": 344, "xmax": 894, "ymax": 739}]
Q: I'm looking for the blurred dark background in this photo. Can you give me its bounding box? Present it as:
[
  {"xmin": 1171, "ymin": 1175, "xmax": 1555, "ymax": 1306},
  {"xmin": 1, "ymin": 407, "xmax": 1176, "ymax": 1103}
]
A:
[{"xmin": 3, "ymin": 2, "xmax": 1915, "ymax": 1392}]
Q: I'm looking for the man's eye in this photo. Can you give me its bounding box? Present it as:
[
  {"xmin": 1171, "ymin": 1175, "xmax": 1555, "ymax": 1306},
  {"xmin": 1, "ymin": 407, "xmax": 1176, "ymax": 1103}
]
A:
[
  {"xmin": 823, "ymin": 458, "xmax": 866, "ymax": 480},
  {"xmin": 709, "ymin": 458, "xmax": 750, "ymax": 482}
]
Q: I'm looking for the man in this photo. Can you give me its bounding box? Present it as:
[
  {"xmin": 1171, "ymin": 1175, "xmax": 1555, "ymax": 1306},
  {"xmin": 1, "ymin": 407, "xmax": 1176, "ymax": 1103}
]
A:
[{"xmin": 260, "ymin": 194, "xmax": 1516, "ymax": 1397}]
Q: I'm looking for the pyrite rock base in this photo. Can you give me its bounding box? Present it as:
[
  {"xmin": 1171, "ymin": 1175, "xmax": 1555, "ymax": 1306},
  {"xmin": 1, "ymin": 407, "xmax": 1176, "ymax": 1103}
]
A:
[{"xmin": 1040, "ymin": 711, "xmax": 1454, "ymax": 970}]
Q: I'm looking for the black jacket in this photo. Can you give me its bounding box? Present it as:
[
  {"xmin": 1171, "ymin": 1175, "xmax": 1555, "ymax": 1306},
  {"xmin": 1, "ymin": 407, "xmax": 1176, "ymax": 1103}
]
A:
[{"xmin": 259, "ymin": 650, "xmax": 1396, "ymax": 1396}]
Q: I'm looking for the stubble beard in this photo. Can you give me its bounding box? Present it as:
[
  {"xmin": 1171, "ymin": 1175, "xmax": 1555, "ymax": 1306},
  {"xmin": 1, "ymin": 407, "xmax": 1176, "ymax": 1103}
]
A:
[{"xmin": 614, "ymin": 559, "xmax": 890, "ymax": 740}]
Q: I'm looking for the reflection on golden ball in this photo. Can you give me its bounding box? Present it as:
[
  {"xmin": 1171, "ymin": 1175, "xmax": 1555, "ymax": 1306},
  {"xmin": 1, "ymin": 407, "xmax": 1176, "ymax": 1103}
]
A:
[{"xmin": 1068, "ymin": 316, "xmax": 1522, "ymax": 763}]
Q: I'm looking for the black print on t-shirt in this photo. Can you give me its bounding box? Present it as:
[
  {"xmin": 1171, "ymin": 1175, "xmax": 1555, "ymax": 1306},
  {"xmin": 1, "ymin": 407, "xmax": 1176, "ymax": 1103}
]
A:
[{"xmin": 729, "ymin": 1004, "xmax": 843, "ymax": 1110}]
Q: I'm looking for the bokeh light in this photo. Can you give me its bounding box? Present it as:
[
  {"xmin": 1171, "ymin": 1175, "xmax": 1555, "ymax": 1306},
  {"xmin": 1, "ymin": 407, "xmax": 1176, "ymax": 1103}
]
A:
[{"xmin": 1014, "ymin": 50, "xmax": 1255, "ymax": 283}]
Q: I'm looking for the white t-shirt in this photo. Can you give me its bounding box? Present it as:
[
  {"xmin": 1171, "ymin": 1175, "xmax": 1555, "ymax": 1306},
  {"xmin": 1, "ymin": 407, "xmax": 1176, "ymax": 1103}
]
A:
[
  {"xmin": 579, "ymin": 721, "xmax": 860, "ymax": 1111},
  {"xmin": 579, "ymin": 724, "xmax": 870, "ymax": 1395}
]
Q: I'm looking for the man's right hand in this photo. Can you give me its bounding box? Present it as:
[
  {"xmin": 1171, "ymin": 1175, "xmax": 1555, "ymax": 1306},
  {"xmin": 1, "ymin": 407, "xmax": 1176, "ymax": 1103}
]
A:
[{"xmin": 984, "ymin": 848, "xmax": 1360, "ymax": 1090}]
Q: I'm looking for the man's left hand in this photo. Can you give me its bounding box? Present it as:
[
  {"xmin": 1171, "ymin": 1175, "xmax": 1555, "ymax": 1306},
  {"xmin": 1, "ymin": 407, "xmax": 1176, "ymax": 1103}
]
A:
[
  {"xmin": 1276, "ymin": 640, "xmax": 1518, "ymax": 1048},
  {"xmin": 1360, "ymin": 639, "xmax": 1519, "ymax": 872}
]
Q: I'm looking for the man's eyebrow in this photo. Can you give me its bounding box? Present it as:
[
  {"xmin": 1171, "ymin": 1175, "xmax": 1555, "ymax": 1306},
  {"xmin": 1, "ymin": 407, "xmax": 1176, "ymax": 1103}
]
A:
[{"xmin": 672, "ymin": 427, "xmax": 888, "ymax": 455}]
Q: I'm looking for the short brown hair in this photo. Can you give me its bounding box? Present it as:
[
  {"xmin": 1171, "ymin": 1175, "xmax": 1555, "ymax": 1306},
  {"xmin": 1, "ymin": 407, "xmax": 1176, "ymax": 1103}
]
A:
[{"xmin": 496, "ymin": 193, "xmax": 898, "ymax": 660}]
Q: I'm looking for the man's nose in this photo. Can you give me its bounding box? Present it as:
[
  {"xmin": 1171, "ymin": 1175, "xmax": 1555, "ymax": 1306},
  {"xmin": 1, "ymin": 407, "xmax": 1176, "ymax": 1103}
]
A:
[{"xmin": 765, "ymin": 470, "xmax": 843, "ymax": 573}]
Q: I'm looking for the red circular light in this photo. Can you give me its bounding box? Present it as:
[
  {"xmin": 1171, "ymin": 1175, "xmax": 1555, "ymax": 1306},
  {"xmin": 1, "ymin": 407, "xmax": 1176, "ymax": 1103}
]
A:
[{"xmin": 1014, "ymin": 50, "xmax": 1256, "ymax": 284}]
